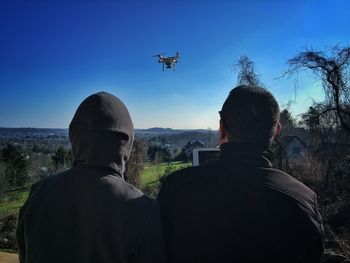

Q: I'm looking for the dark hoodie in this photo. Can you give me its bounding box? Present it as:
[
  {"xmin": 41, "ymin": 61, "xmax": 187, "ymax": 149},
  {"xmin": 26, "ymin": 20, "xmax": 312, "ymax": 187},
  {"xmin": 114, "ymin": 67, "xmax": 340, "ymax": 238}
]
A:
[{"xmin": 17, "ymin": 92, "xmax": 165, "ymax": 263}]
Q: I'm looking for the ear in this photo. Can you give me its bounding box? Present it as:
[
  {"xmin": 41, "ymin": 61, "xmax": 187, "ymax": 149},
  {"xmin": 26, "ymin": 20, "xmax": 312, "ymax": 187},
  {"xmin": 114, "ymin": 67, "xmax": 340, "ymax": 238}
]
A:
[
  {"xmin": 274, "ymin": 122, "xmax": 281, "ymax": 137},
  {"xmin": 219, "ymin": 119, "xmax": 229, "ymax": 144}
]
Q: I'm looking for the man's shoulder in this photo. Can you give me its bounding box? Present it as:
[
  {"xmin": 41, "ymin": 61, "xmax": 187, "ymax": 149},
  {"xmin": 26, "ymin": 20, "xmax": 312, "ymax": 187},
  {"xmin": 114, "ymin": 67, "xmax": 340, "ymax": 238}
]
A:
[
  {"xmin": 28, "ymin": 169, "xmax": 71, "ymax": 193},
  {"xmin": 163, "ymin": 163, "xmax": 218, "ymax": 186},
  {"xmin": 263, "ymin": 167, "xmax": 316, "ymax": 197},
  {"xmin": 158, "ymin": 163, "xmax": 221, "ymax": 200},
  {"xmin": 114, "ymin": 178, "xmax": 158, "ymax": 209},
  {"xmin": 25, "ymin": 169, "xmax": 158, "ymax": 216},
  {"xmin": 30, "ymin": 168, "xmax": 149, "ymax": 202},
  {"xmin": 262, "ymin": 167, "xmax": 318, "ymax": 215}
]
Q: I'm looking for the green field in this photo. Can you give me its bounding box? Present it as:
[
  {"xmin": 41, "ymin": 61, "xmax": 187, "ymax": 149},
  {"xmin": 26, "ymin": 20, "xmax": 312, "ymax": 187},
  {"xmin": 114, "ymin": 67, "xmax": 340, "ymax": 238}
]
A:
[
  {"xmin": 139, "ymin": 161, "xmax": 190, "ymax": 197},
  {"xmin": 0, "ymin": 190, "xmax": 29, "ymax": 220},
  {"xmin": 140, "ymin": 161, "xmax": 189, "ymax": 186}
]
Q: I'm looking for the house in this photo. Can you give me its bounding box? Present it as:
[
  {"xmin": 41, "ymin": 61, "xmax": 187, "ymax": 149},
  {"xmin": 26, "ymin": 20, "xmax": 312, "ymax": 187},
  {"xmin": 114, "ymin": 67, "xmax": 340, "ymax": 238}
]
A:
[
  {"xmin": 280, "ymin": 135, "xmax": 307, "ymax": 161},
  {"xmin": 181, "ymin": 140, "xmax": 207, "ymax": 160}
]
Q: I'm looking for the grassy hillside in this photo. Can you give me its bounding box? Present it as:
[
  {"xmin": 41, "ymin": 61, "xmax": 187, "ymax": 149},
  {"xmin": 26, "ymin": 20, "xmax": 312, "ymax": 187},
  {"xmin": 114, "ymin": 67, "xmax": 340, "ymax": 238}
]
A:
[
  {"xmin": 140, "ymin": 161, "xmax": 189, "ymax": 186},
  {"xmin": 0, "ymin": 191, "xmax": 28, "ymax": 220},
  {"xmin": 139, "ymin": 162, "xmax": 190, "ymax": 198}
]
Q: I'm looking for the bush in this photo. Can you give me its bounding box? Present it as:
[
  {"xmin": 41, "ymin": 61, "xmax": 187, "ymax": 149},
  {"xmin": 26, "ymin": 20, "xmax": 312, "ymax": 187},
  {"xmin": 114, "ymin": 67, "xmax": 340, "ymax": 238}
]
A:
[
  {"xmin": 51, "ymin": 146, "xmax": 72, "ymax": 170},
  {"xmin": 286, "ymin": 150, "xmax": 350, "ymax": 222}
]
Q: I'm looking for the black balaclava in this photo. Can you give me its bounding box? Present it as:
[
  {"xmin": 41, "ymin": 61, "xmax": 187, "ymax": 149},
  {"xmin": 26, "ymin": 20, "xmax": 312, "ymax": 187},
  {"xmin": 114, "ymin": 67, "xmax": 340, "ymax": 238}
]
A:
[{"xmin": 69, "ymin": 92, "xmax": 134, "ymax": 177}]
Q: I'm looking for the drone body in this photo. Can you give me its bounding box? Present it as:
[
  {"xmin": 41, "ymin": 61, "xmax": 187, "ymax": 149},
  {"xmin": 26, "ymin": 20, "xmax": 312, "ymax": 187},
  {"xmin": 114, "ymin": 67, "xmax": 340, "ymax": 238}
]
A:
[{"xmin": 153, "ymin": 52, "xmax": 180, "ymax": 71}]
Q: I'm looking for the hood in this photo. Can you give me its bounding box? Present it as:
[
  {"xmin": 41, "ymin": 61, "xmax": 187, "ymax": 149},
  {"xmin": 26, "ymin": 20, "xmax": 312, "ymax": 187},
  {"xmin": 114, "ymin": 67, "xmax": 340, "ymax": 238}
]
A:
[{"xmin": 69, "ymin": 92, "xmax": 134, "ymax": 177}]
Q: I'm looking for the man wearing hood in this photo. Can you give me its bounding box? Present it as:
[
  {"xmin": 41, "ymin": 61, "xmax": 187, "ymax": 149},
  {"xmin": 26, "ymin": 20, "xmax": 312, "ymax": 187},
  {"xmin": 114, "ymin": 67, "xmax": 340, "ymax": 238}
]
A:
[
  {"xmin": 157, "ymin": 85, "xmax": 324, "ymax": 262},
  {"xmin": 17, "ymin": 92, "xmax": 165, "ymax": 263}
]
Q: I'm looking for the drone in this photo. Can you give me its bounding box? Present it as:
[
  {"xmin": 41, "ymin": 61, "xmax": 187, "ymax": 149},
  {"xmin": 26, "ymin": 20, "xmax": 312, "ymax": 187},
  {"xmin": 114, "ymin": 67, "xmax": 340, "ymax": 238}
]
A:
[{"xmin": 153, "ymin": 52, "xmax": 180, "ymax": 71}]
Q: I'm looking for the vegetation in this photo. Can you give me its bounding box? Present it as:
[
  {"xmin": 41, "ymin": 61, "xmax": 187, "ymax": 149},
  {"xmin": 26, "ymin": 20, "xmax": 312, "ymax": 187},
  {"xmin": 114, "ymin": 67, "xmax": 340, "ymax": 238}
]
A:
[
  {"xmin": 286, "ymin": 45, "xmax": 350, "ymax": 133},
  {"xmin": 51, "ymin": 146, "xmax": 72, "ymax": 170},
  {"xmin": 0, "ymin": 190, "xmax": 28, "ymax": 220},
  {"xmin": 0, "ymin": 144, "xmax": 28, "ymax": 189},
  {"xmin": 124, "ymin": 139, "xmax": 147, "ymax": 188},
  {"xmin": 147, "ymin": 145, "xmax": 171, "ymax": 162},
  {"xmin": 139, "ymin": 162, "xmax": 190, "ymax": 198},
  {"xmin": 234, "ymin": 55, "xmax": 263, "ymax": 87}
]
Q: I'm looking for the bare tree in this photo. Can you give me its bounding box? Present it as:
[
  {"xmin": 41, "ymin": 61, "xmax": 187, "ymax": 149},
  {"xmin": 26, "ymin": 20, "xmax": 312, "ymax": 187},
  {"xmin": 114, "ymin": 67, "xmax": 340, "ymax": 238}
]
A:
[
  {"xmin": 301, "ymin": 104, "xmax": 342, "ymax": 146},
  {"xmin": 286, "ymin": 45, "xmax": 350, "ymax": 133},
  {"xmin": 124, "ymin": 139, "xmax": 146, "ymax": 188},
  {"xmin": 234, "ymin": 55, "xmax": 263, "ymax": 87}
]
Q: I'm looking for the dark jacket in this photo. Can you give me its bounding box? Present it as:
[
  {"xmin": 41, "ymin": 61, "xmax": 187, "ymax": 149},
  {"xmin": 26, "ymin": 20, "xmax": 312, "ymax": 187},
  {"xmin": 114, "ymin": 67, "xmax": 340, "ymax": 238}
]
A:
[
  {"xmin": 157, "ymin": 141, "xmax": 324, "ymax": 263},
  {"xmin": 17, "ymin": 92, "xmax": 165, "ymax": 263}
]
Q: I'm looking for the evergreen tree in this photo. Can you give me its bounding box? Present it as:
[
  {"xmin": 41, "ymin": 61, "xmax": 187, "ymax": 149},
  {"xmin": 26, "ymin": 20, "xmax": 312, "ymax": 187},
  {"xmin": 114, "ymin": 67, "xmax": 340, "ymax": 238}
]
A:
[
  {"xmin": 1, "ymin": 144, "xmax": 28, "ymax": 188},
  {"xmin": 51, "ymin": 147, "xmax": 72, "ymax": 169}
]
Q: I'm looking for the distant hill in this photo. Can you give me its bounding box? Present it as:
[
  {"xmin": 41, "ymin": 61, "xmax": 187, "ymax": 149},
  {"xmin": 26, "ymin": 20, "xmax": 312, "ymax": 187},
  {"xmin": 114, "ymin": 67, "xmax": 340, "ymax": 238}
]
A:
[
  {"xmin": 0, "ymin": 127, "xmax": 68, "ymax": 139},
  {"xmin": 135, "ymin": 127, "xmax": 179, "ymax": 137},
  {"xmin": 0, "ymin": 127, "xmax": 217, "ymax": 139},
  {"xmin": 0, "ymin": 127, "xmax": 219, "ymax": 153},
  {"xmin": 135, "ymin": 127, "xmax": 211, "ymax": 138}
]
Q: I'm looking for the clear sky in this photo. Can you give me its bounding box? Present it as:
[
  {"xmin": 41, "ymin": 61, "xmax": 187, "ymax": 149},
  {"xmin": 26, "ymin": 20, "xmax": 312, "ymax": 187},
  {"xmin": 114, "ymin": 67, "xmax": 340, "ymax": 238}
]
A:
[{"xmin": 1, "ymin": 0, "xmax": 349, "ymax": 129}]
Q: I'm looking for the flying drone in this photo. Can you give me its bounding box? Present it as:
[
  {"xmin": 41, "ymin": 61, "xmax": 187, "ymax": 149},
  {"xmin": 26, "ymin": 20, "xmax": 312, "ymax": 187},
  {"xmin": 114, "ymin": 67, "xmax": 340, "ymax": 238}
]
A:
[{"xmin": 153, "ymin": 52, "xmax": 180, "ymax": 71}]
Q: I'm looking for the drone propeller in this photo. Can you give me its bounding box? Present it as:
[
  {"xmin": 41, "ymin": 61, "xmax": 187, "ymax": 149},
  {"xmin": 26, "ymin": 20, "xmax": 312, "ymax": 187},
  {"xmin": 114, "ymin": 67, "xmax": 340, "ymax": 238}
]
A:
[{"xmin": 153, "ymin": 53, "xmax": 166, "ymax": 57}]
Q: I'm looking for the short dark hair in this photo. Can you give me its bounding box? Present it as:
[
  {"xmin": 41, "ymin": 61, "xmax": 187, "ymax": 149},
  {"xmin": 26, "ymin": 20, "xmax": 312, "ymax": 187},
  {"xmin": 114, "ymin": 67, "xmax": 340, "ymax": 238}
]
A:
[{"xmin": 220, "ymin": 85, "xmax": 280, "ymax": 146}]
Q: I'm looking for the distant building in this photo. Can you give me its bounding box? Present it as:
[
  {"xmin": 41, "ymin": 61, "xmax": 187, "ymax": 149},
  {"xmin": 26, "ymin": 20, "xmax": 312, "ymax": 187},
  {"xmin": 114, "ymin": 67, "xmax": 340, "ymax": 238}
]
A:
[
  {"xmin": 183, "ymin": 140, "xmax": 207, "ymax": 159},
  {"xmin": 283, "ymin": 136, "xmax": 307, "ymax": 161}
]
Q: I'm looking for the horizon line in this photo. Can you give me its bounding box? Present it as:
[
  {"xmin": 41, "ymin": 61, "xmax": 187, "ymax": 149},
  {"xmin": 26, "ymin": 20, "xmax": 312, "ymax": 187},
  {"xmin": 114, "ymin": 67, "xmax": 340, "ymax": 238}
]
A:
[{"xmin": 0, "ymin": 126, "xmax": 218, "ymax": 131}]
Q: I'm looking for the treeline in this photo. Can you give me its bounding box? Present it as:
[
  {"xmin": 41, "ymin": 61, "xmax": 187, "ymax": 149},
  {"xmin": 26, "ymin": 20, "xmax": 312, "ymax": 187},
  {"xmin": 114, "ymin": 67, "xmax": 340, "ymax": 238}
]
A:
[{"xmin": 0, "ymin": 144, "xmax": 73, "ymax": 199}]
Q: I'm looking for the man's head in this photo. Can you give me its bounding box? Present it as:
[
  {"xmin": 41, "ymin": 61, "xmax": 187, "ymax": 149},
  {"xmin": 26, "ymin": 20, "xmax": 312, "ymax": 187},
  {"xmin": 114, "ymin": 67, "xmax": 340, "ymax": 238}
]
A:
[
  {"xmin": 219, "ymin": 85, "xmax": 280, "ymax": 147},
  {"xmin": 69, "ymin": 92, "xmax": 134, "ymax": 176}
]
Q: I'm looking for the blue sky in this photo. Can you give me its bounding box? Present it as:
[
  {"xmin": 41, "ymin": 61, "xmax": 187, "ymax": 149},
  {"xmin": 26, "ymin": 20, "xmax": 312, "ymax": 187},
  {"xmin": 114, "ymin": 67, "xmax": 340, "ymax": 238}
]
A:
[{"xmin": 0, "ymin": 0, "xmax": 349, "ymax": 129}]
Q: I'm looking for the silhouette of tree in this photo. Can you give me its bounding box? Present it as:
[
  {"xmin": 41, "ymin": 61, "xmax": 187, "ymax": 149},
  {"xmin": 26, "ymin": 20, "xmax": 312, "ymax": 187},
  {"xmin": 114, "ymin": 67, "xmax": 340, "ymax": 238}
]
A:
[
  {"xmin": 273, "ymin": 104, "xmax": 297, "ymax": 174},
  {"xmin": 286, "ymin": 45, "xmax": 350, "ymax": 133},
  {"xmin": 51, "ymin": 147, "xmax": 72, "ymax": 170},
  {"xmin": 0, "ymin": 162, "xmax": 7, "ymax": 200},
  {"xmin": 1, "ymin": 144, "xmax": 28, "ymax": 188},
  {"xmin": 173, "ymin": 149, "xmax": 190, "ymax": 162},
  {"xmin": 147, "ymin": 145, "xmax": 171, "ymax": 162},
  {"xmin": 124, "ymin": 139, "xmax": 146, "ymax": 187},
  {"xmin": 280, "ymin": 108, "xmax": 296, "ymax": 132},
  {"xmin": 234, "ymin": 55, "xmax": 263, "ymax": 87}
]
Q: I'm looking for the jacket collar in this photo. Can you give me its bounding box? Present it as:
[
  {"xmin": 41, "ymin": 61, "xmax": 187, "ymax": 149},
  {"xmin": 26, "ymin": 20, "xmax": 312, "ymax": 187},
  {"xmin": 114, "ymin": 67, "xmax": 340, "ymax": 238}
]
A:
[
  {"xmin": 72, "ymin": 164, "xmax": 123, "ymax": 178},
  {"xmin": 220, "ymin": 141, "xmax": 273, "ymax": 168}
]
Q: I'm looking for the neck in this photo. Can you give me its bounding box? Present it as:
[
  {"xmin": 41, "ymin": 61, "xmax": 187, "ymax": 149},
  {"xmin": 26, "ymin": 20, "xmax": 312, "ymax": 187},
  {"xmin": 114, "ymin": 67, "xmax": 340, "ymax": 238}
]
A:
[{"xmin": 220, "ymin": 141, "xmax": 273, "ymax": 167}]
